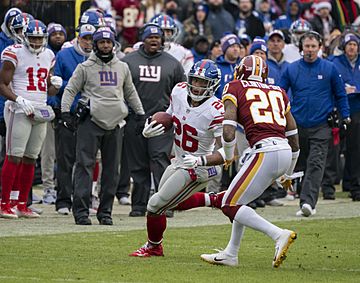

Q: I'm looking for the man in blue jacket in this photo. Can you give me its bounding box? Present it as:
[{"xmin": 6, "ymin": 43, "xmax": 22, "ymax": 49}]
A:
[
  {"xmin": 53, "ymin": 24, "xmax": 96, "ymax": 215},
  {"xmin": 280, "ymin": 31, "xmax": 350, "ymax": 217},
  {"xmin": 215, "ymin": 34, "xmax": 242, "ymax": 99},
  {"xmin": 273, "ymin": 0, "xmax": 302, "ymax": 30},
  {"xmin": 330, "ymin": 33, "xmax": 360, "ymax": 201}
]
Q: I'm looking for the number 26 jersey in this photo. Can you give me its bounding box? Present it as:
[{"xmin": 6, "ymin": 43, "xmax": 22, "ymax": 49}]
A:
[
  {"xmin": 1, "ymin": 44, "xmax": 55, "ymax": 106},
  {"xmin": 167, "ymin": 82, "xmax": 224, "ymax": 158},
  {"xmin": 222, "ymin": 80, "xmax": 290, "ymax": 147}
]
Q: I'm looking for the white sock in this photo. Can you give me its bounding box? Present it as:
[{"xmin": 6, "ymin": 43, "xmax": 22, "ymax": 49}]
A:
[
  {"xmin": 10, "ymin": 190, "xmax": 19, "ymax": 200},
  {"xmin": 234, "ymin": 205, "xmax": 282, "ymax": 241},
  {"xmin": 204, "ymin": 194, "xmax": 210, "ymax": 207},
  {"xmin": 224, "ymin": 220, "xmax": 245, "ymax": 257}
]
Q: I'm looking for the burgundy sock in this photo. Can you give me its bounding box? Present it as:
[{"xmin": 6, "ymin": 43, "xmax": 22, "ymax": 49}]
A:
[
  {"xmin": 93, "ymin": 161, "xmax": 99, "ymax": 182},
  {"xmin": 1, "ymin": 157, "xmax": 20, "ymax": 204},
  {"xmin": 18, "ymin": 163, "xmax": 35, "ymax": 203},
  {"xmin": 147, "ymin": 214, "xmax": 167, "ymax": 244},
  {"xmin": 174, "ymin": 192, "xmax": 206, "ymax": 211},
  {"xmin": 12, "ymin": 161, "xmax": 23, "ymax": 191}
]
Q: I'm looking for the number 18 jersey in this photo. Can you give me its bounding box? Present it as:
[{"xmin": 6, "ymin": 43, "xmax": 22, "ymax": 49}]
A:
[
  {"xmin": 167, "ymin": 82, "xmax": 224, "ymax": 158},
  {"xmin": 222, "ymin": 80, "xmax": 290, "ymax": 147},
  {"xmin": 1, "ymin": 44, "xmax": 55, "ymax": 107}
]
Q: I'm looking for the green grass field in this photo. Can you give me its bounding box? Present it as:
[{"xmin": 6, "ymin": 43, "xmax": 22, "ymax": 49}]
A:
[{"xmin": 1, "ymin": 217, "xmax": 359, "ymax": 283}]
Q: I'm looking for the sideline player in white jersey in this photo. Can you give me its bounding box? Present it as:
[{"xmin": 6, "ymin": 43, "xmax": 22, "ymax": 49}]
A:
[
  {"xmin": 129, "ymin": 59, "xmax": 226, "ymax": 257},
  {"xmin": 152, "ymin": 14, "xmax": 194, "ymax": 75},
  {"xmin": 0, "ymin": 20, "xmax": 62, "ymax": 218}
]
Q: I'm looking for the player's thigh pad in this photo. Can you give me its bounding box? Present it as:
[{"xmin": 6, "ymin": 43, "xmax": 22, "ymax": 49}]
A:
[
  {"xmin": 5, "ymin": 112, "xmax": 32, "ymax": 158},
  {"xmin": 23, "ymin": 120, "xmax": 47, "ymax": 159},
  {"xmin": 223, "ymin": 150, "xmax": 291, "ymax": 206},
  {"xmin": 148, "ymin": 166, "xmax": 204, "ymax": 214}
]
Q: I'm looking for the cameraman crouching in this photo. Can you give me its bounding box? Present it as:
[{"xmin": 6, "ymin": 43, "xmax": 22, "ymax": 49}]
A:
[{"xmin": 61, "ymin": 27, "xmax": 144, "ymax": 225}]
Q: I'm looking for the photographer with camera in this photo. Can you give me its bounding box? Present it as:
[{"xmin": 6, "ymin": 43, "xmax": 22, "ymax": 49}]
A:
[{"xmin": 61, "ymin": 28, "xmax": 144, "ymax": 225}]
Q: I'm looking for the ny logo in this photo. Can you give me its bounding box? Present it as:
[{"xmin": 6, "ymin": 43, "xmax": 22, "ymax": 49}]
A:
[
  {"xmin": 139, "ymin": 65, "xmax": 161, "ymax": 82},
  {"xmin": 99, "ymin": 71, "xmax": 118, "ymax": 86}
]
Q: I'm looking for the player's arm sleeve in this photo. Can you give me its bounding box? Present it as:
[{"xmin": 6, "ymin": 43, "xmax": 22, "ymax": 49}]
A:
[
  {"xmin": 282, "ymin": 89, "xmax": 291, "ymax": 115},
  {"xmin": 61, "ymin": 64, "xmax": 85, "ymax": 112},
  {"xmin": 1, "ymin": 46, "xmax": 18, "ymax": 68},
  {"xmin": 182, "ymin": 50, "xmax": 194, "ymax": 76},
  {"xmin": 123, "ymin": 65, "xmax": 145, "ymax": 115},
  {"xmin": 331, "ymin": 65, "xmax": 350, "ymax": 118}
]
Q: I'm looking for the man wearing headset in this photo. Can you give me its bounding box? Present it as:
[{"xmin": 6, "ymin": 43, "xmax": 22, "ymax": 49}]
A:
[
  {"xmin": 279, "ymin": 31, "xmax": 350, "ymax": 217},
  {"xmin": 121, "ymin": 23, "xmax": 186, "ymax": 217}
]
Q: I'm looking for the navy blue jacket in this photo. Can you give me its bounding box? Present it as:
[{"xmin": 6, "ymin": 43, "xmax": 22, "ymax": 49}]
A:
[
  {"xmin": 330, "ymin": 54, "xmax": 360, "ymax": 115},
  {"xmin": 0, "ymin": 31, "xmax": 14, "ymax": 120},
  {"xmin": 52, "ymin": 46, "xmax": 86, "ymax": 112},
  {"xmin": 267, "ymin": 57, "xmax": 289, "ymax": 85},
  {"xmin": 215, "ymin": 55, "xmax": 241, "ymax": 99},
  {"xmin": 280, "ymin": 58, "xmax": 350, "ymax": 128}
]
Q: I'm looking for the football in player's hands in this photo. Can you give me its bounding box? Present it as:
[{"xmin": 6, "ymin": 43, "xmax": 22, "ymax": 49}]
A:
[{"xmin": 151, "ymin": 112, "xmax": 173, "ymax": 132}]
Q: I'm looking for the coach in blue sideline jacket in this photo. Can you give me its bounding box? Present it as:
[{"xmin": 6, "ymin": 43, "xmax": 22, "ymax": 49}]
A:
[
  {"xmin": 53, "ymin": 24, "xmax": 96, "ymax": 215},
  {"xmin": 330, "ymin": 33, "xmax": 360, "ymax": 201},
  {"xmin": 280, "ymin": 31, "xmax": 350, "ymax": 217}
]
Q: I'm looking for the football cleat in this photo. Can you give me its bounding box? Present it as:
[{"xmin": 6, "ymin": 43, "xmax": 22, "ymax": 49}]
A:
[
  {"xmin": 16, "ymin": 203, "xmax": 40, "ymax": 218},
  {"xmin": 273, "ymin": 229, "xmax": 297, "ymax": 268},
  {"xmin": 209, "ymin": 191, "xmax": 225, "ymax": 209},
  {"xmin": 129, "ymin": 242, "xmax": 164, "ymax": 257},
  {"xmin": 0, "ymin": 203, "xmax": 18, "ymax": 219},
  {"xmin": 201, "ymin": 250, "xmax": 238, "ymax": 267}
]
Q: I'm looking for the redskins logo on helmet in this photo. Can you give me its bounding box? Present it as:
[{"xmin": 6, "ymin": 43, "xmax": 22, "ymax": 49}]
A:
[{"xmin": 233, "ymin": 55, "xmax": 268, "ymax": 83}]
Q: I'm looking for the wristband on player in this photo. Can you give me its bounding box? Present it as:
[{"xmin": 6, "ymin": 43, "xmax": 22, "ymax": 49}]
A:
[
  {"xmin": 199, "ymin": 156, "xmax": 207, "ymax": 166},
  {"xmin": 221, "ymin": 136, "xmax": 236, "ymax": 161},
  {"xmin": 222, "ymin": 120, "xmax": 238, "ymax": 127},
  {"xmin": 285, "ymin": 150, "xmax": 300, "ymax": 176},
  {"xmin": 285, "ymin": 128, "xmax": 298, "ymax": 137}
]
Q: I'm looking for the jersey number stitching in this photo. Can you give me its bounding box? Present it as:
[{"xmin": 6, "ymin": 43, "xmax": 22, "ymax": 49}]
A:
[
  {"xmin": 245, "ymin": 88, "xmax": 286, "ymax": 126},
  {"xmin": 26, "ymin": 67, "xmax": 48, "ymax": 92},
  {"xmin": 173, "ymin": 116, "xmax": 199, "ymax": 152}
]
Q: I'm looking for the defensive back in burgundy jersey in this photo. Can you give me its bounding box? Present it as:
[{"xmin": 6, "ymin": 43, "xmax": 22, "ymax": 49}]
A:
[
  {"xmin": 167, "ymin": 82, "xmax": 224, "ymax": 158},
  {"xmin": 1, "ymin": 44, "xmax": 55, "ymax": 106},
  {"xmin": 222, "ymin": 80, "xmax": 290, "ymax": 147}
]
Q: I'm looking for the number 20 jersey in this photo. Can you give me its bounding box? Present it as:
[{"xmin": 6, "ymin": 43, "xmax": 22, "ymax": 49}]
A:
[
  {"xmin": 167, "ymin": 83, "xmax": 224, "ymax": 158},
  {"xmin": 1, "ymin": 44, "xmax": 55, "ymax": 106},
  {"xmin": 222, "ymin": 80, "xmax": 290, "ymax": 147}
]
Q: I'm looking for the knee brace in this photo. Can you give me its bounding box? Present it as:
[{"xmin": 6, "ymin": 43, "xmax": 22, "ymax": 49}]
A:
[{"xmin": 221, "ymin": 205, "xmax": 241, "ymax": 222}]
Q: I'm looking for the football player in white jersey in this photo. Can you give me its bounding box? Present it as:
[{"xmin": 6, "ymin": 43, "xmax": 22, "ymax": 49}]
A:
[
  {"xmin": 0, "ymin": 20, "xmax": 62, "ymax": 219},
  {"xmin": 152, "ymin": 14, "xmax": 194, "ymax": 75},
  {"xmin": 130, "ymin": 59, "xmax": 226, "ymax": 257}
]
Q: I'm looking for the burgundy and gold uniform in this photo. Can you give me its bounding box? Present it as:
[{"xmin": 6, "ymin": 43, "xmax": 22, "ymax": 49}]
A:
[{"xmin": 222, "ymin": 80, "xmax": 290, "ymax": 147}]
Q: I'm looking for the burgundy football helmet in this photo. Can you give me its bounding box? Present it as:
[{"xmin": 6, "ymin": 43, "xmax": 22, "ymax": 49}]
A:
[{"xmin": 233, "ymin": 55, "xmax": 268, "ymax": 83}]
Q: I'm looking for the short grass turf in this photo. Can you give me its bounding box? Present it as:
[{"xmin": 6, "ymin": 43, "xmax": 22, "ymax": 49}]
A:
[{"xmin": 0, "ymin": 217, "xmax": 359, "ymax": 283}]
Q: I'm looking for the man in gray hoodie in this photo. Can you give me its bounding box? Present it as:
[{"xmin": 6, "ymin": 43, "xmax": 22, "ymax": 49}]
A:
[{"xmin": 61, "ymin": 28, "xmax": 145, "ymax": 225}]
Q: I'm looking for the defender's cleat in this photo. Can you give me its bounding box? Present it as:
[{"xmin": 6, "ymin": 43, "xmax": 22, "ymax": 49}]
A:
[
  {"xmin": 129, "ymin": 242, "xmax": 164, "ymax": 257},
  {"xmin": 0, "ymin": 203, "xmax": 18, "ymax": 219},
  {"xmin": 201, "ymin": 251, "xmax": 238, "ymax": 267},
  {"xmin": 273, "ymin": 229, "xmax": 297, "ymax": 268}
]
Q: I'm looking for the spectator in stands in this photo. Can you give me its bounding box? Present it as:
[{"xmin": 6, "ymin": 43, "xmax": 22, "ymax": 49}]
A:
[
  {"xmin": 209, "ymin": 39, "xmax": 223, "ymax": 61},
  {"xmin": 280, "ymin": 31, "xmax": 350, "ymax": 217},
  {"xmin": 255, "ymin": 0, "xmax": 277, "ymax": 34},
  {"xmin": 273, "ymin": 0, "xmax": 302, "ymax": 30},
  {"xmin": 235, "ymin": 0, "xmax": 265, "ymax": 39},
  {"xmin": 215, "ymin": 34, "xmax": 242, "ymax": 99},
  {"xmin": 182, "ymin": 2, "xmax": 213, "ymax": 49},
  {"xmin": 53, "ymin": 24, "xmax": 96, "ymax": 216},
  {"xmin": 310, "ymin": 0, "xmax": 336, "ymax": 48},
  {"xmin": 330, "ymin": 33, "xmax": 360, "ymax": 201},
  {"xmin": 267, "ymin": 30, "xmax": 289, "ymax": 85},
  {"xmin": 249, "ymin": 37, "xmax": 267, "ymax": 61},
  {"xmin": 207, "ymin": 0, "xmax": 235, "ymax": 41},
  {"xmin": 191, "ymin": 35, "xmax": 210, "ymax": 63},
  {"xmin": 331, "ymin": 0, "xmax": 360, "ymax": 31},
  {"xmin": 121, "ymin": 24, "xmax": 186, "ymax": 217},
  {"xmin": 42, "ymin": 23, "xmax": 67, "ymax": 205}
]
